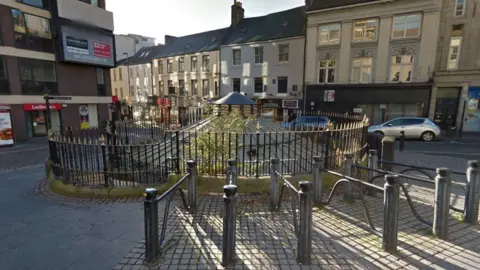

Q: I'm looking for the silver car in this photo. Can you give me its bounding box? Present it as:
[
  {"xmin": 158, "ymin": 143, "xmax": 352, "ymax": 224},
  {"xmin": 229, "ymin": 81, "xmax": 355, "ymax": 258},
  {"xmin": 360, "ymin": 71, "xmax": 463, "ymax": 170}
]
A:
[{"xmin": 368, "ymin": 117, "xmax": 441, "ymax": 142}]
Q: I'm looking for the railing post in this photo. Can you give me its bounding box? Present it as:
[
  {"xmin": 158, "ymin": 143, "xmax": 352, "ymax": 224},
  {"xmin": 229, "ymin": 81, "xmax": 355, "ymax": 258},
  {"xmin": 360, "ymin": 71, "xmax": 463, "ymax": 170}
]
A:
[
  {"xmin": 270, "ymin": 158, "xmax": 280, "ymax": 211},
  {"xmin": 464, "ymin": 160, "xmax": 479, "ymax": 224},
  {"xmin": 433, "ymin": 168, "xmax": 452, "ymax": 240},
  {"xmin": 312, "ymin": 156, "xmax": 323, "ymax": 205},
  {"xmin": 383, "ymin": 174, "xmax": 400, "ymax": 253},
  {"xmin": 343, "ymin": 153, "xmax": 353, "ymax": 202},
  {"xmin": 144, "ymin": 188, "xmax": 159, "ymax": 263},
  {"xmin": 298, "ymin": 181, "xmax": 313, "ymax": 265},
  {"xmin": 100, "ymin": 142, "xmax": 109, "ymax": 188},
  {"xmin": 381, "ymin": 136, "xmax": 396, "ymax": 171},
  {"xmin": 367, "ymin": 149, "xmax": 378, "ymax": 196},
  {"xmin": 222, "ymin": 184, "xmax": 237, "ymax": 266},
  {"xmin": 227, "ymin": 159, "xmax": 238, "ymax": 185},
  {"xmin": 187, "ymin": 160, "xmax": 197, "ymax": 213}
]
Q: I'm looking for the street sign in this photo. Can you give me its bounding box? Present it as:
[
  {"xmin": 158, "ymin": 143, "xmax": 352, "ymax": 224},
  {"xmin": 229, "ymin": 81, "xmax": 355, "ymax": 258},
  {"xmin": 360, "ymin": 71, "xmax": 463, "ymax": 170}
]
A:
[
  {"xmin": 79, "ymin": 105, "xmax": 89, "ymax": 116},
  {"xmin": 44, "ymin": 96, "xmax": 72, "ymax": 100}
]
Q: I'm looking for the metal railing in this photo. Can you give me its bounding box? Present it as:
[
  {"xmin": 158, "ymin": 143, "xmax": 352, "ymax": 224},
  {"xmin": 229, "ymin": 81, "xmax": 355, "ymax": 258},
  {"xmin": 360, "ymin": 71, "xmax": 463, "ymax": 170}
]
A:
[{"xmin": 143, "ymin": 161, "xmax": 197, "ymax": 263}]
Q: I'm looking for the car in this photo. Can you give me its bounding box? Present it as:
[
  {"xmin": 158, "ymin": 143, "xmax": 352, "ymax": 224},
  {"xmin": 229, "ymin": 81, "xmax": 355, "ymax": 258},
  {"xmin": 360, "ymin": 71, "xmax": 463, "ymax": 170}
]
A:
[
  {"xmin": 281, "ymin": 116, "xmax": 330, "ymax": 131},
  {"xmin": 367, "ymin": 117, "xmax": 441, "ymax": 142}
]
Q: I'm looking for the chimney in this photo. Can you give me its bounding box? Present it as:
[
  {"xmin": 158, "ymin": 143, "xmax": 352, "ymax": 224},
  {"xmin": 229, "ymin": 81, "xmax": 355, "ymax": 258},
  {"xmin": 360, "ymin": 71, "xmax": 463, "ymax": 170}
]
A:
[
  {"xmin": 231, "ymin": 0, "xmax": 244, "ymax": 27},
  {"xmin": 164, "ymin": 35, "xmax": 177, "ymax": 44}
]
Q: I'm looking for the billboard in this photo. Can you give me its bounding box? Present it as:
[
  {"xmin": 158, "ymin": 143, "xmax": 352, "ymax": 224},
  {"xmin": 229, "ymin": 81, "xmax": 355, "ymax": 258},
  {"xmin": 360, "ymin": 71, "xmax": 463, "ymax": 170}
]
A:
[{"xmin": 60, "ymin": 25, "xmax": 114, "ymax": 67}]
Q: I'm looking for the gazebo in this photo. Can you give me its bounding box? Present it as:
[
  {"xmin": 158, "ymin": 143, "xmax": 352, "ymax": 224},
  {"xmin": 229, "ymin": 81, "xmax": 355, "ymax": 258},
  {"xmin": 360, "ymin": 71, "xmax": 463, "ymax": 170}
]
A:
[{"xmin": 214, "ymin": 92, "xmax": 258, "ymax": 116}]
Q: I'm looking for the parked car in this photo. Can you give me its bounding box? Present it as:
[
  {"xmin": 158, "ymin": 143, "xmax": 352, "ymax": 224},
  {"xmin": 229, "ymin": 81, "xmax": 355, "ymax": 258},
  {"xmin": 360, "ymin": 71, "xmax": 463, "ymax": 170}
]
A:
[
  {"xmin": 281, "ymin": 116, "xmax": 330, "ymax": 131},
  {"xmin": 367, "ymin": 117, "xmax": 441, "ymax": 142}
]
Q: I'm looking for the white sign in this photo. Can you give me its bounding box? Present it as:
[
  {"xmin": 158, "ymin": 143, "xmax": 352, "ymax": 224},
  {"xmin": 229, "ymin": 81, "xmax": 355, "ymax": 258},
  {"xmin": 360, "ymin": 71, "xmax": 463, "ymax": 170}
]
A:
[
  {"xmin": 79, "ymin": 105, "xmax": 89, "ymax": 116},
  {"xmin": 323, "ymin": 90, "xmax": 335, "ymax": 102},
  {"xmin": 0, "ymin": 111, "xmax": 14, "ymax": 146},
  {"xmin": 282, "ymin": 100, "xmax": 299, "ymax": 109},
  {"xmin": 380, "ymin": 104, "xmax": 387, "ymax": 109},
  {"xmin": 353, "ymin": 108, "xmax": 363, "ymax": 113}
]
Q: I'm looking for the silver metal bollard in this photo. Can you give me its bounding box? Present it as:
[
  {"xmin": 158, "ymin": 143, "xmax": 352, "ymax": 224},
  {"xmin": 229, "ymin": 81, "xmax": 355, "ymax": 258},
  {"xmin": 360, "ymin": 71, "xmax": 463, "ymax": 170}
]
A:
[
  {"xmin": 227, "ymin": 159, "xmax": 238, "ymax": 185},
  {"xmin": 383, "ymin": 175, "xmax": 400, "ymax": 253},
  {"xmin": 222, "ymin": 184, "xmax": 237, "ymax": 266},
  {"xmin": 144, "ymin": 188, "xmax": 159, "ymax": 263},
  {"xmin": 464, "ymin": 160, "xmax": 480, "ymax": 224},
  {"xmin": 367, "ymin": 149, "xmax": 379, "ymax": 196},
  {"xmin": 270, "ymin": 158, "xmax": 280, "ymax": 211},
  {"xmin": 344, "ymin": 153, "xmax": 354, "ymax": 202},
  {"xmin": 433, "ymin": 168, "xmax": 452, "ymax": 240},
  {"xmin": 297, "ymin": 181, "xmax": 313, "ymax": 265},
  {"xmin": 187, "ymin": 160, "xmax": 197, "ymax": 213},
  {"xmin": 312, "ymin": 156, "xmax": 323, "ymax": 205}
]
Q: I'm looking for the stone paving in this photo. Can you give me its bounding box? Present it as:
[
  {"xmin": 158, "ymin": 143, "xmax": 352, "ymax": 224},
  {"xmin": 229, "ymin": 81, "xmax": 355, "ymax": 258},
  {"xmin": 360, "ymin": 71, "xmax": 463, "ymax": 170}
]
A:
[{"xmin": 0, "ymin": 138, "xmax": 49, "ymax": 172}]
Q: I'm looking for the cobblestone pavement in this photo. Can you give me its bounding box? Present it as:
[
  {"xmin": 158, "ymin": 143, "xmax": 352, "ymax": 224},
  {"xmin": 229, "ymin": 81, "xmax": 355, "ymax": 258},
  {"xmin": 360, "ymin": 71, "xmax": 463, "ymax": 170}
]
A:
[{"xmin": 0, "ymin": 138, "xmax": 49, "ymax": 172}]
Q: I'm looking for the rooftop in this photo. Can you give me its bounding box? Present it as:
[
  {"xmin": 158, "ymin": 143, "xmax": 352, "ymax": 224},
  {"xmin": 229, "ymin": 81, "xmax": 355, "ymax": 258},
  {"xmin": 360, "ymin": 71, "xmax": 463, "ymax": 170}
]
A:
[{"xmin": 306, "ymin": 0, "xmax": 381, "ymax": 11}]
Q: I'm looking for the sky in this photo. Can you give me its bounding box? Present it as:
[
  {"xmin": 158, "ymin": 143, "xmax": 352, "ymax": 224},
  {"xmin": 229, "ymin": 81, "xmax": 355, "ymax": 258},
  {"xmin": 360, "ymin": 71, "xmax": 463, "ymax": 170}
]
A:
[{"xmin": 107, "ymin": 0, "xmax": 305, "ymax": 44}]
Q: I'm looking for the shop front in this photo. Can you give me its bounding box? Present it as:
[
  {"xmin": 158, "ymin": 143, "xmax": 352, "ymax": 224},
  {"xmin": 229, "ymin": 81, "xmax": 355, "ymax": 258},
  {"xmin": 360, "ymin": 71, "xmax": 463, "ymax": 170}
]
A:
[
  {"xmin": 0, "ymin": 105, "xmax": 14, "ymax": 147},
  {"xmin": 256, "ymin": 99, "xmax": 300, "ymax": 121},
  {"xmin": 462, "ymin": 87, "xmax": 480, "ymax": 132},
  {"xmin": 305, "ymin": 83, "xmax": 432, "ymax": 125},
  {"xmin": 23, "ymin": 103, "xmax": 63, "ymax": 137}
]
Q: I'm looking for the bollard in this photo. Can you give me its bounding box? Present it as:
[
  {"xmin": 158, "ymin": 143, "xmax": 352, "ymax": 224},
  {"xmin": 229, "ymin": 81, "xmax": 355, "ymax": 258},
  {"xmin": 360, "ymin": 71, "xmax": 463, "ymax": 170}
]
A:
[
  {"xmin": 367, "ymin": 149, "xmax": 378, "ymax": 196},
  {"xmin": 399, "ymin": 131, "xmax": 405, "ymax": 152},
  {"xmin": 144, "ymin": 188, "xmax": 159, "ymax": 263},
  {"xmin": 227, "ymin": 159, "xmax": 238, "ymax": 185},
  {"xmin": 222, "ymin": 184, "xmax": 237, "ymax": 266},
  {"xmin": 464, "ymin": 160, "xmax": 480, "ymax": 224},
  {"xmin": 433, "ymin": 168, "xmax": 452, "ymax": 240},
  {"xmin": 383, "ymin": 174, "xmax": 400, "ymax": 253},
  {"xmin": 381, "ymin": 136, "xmax": 396, "ymax": 171},
  {"xmin": 312, "ymin": 156, "xmax": 323, "ymax": 205},
  {"xmin": 343, "ymin": 153, "xmax": 353, "ymax": 202},
  {"xmin": 298, "ymin": 181, "xmax": 313, "ymax": 265},
  {"xmin": 186, "ymin": 160, "xmax": 197, "ymax": 213},
  {"xmin": 270, "ymin": 158, "xmax": 280, "ymax": 211}
]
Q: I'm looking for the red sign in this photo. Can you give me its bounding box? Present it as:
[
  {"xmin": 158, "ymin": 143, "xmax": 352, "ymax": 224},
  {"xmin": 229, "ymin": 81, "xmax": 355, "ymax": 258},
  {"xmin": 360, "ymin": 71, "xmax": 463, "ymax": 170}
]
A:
[
  {"xmin": 157, "ymin": 98, "xmax": 171, "ymax": 106},
  {"xmin": 93, "ymin": 42, "xmax": 111, "ymax": 58},
  {"xmin": 23, "ymin": 103, "xmax": 63, "ymax": 111},
  {"xmin": 112, "ymin": 96, "xmax": 118, "ymax": 103}
]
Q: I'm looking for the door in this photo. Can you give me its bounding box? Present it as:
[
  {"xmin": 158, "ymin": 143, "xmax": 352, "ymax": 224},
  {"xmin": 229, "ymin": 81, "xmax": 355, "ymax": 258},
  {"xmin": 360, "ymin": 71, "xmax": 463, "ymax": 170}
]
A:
[{"xmin": 434, "ymin": 98, "xmax": 457, "ymax": 130}]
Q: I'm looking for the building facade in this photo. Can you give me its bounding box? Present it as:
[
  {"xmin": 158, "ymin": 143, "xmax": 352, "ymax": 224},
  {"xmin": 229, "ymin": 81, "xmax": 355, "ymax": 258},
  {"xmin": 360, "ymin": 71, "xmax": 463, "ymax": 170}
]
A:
[
  {"xmin": 220, "ymin": 3, "xmax": 305, "ymax": 119},
  {"xmin": 431, "ymin": 0, "xmax": 480, "ymax": 133},
  {"xmin": 304, "ymin": 0, "xmax": 441, "ymax": 125},
  {"xmin": 0, "ymin": 0, "xmax": 115, "ymax": 142},
  {"xmin": 114, "ymin": 33, "xmax": 156, "ymax": 61}
]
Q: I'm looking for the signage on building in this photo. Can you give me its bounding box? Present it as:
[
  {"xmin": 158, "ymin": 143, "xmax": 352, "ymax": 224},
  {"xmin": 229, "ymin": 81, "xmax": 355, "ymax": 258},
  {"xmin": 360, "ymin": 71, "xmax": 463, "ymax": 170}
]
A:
[
  {"xmin": 324, "ymin": 90, "xmax": 335, "ymax": 102},
  {"xmin": 23, "ymin": 104, "xmax": 63, "ymax": 111},
  {"xmin": 0, "ymin": 108, "xmax": 14, "ymax": 147},
  {"xmin": 353, "ymin": 108, "xmax": 363, "ymax": 113},
  {"xmin": 59, "ymin": 25, "xmax": 114, "ymax": 67},
  {"xmin": 282, "ymin": 100, "xmax": 299, "ymax": 109},
  {"xmin": 79, "ymin": 104, "xmax": 90, "ymax": 129},
  {"xmin": 157, "ymin": 97, "xmax": 171, "ymax": 106}
]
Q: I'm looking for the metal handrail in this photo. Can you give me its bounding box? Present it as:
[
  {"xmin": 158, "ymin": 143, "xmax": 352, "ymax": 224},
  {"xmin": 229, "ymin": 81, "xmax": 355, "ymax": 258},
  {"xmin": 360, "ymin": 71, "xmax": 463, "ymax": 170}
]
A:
[
  {"xmin": 355, "ymin": 164, "xmax": 435, "ymax": 185},
  {"xmin": 378, "ymin": 160, "xmax": 466, "ymax": 176},
  {"xmin": 275, "ymin": 171, "xmax": 300, "ymax": 236}
]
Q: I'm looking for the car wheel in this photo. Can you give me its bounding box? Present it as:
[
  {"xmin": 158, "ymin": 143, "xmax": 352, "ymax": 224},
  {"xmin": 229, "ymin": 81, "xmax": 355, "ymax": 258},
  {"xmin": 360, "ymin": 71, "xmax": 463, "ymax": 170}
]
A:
[
  {"xmin": 374, "ymin": 131, "xmax": 384, "ymax": 136},
  {"xmin": 421, "ymin": 131, "xmax": 435, "ymax": 142}
]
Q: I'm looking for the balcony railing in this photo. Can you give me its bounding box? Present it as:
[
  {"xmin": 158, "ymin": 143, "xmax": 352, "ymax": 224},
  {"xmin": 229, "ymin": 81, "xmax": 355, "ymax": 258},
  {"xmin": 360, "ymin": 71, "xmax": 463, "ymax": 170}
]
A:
[{"xmin": 56, "ymin": 0, "xmax": 114, "ymax": 31}]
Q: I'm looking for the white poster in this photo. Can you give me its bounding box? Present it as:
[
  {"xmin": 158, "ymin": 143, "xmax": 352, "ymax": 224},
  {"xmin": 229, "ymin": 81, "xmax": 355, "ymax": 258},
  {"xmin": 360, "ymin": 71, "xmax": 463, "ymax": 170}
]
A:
[{"xmin": 0, "ymin": 111, "xmax": 14, "ymax": 146}]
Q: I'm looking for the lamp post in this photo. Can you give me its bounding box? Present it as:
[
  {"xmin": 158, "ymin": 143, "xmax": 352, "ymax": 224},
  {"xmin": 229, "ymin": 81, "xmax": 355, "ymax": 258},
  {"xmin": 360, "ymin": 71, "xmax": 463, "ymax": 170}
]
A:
[{"xmin": 43, "ymin": 86, "xmax": 51, "ymax": 136}]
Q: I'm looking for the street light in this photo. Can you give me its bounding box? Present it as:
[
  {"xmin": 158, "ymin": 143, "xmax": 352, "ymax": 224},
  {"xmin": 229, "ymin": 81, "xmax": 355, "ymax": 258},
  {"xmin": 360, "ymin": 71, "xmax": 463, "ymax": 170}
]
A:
[{"xmin": 43, "ymin": 86, "xmax": 51, "ymax": 136}]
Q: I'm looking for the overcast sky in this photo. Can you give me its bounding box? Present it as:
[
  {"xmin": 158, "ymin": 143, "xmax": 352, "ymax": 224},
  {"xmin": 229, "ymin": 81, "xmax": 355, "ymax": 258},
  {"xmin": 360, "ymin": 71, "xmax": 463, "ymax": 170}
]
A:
[{"xmin": 107, "ymin": 0, "xmax": 305, "ymax": 43}]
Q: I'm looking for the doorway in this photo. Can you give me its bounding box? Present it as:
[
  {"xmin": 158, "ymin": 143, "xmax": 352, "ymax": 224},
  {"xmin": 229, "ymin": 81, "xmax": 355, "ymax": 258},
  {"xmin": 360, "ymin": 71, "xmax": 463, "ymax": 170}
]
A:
[{"xmin": 434, "ymin": 88, "xmax": 460, "ymax": 131}]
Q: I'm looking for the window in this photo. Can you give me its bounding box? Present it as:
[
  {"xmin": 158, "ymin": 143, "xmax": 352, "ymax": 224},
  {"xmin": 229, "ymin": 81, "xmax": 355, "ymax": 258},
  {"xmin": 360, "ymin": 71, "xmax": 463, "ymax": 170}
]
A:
[
  {"xmin": 178, "ymin": 57, "xmax": 185, "ymax": 72},
  {"xmin": 392, "ymin": 14, "xmax": 421, "ymax": 38},
  {"xmin": 278, "ymin": 44, "xmax": 289, "ymax": 62},
  {"xmin": 136, "ymin": 66, "xmax": 140, "ymax": 77},
  {"xmin": 179, "ymin": 80, "xmax": 185, "ymax": 95},
  {"xmin": 0, "ymin": 57, "xmax": 6, "ymax": 79},
  {"xmin": 96, "ymin": 68, "xmax": 105, "ymax": 96},
  {"xmin": 202, "ymin": 79, "xmax": 209, "ymax": 96},
  {"xmin": 158, "ymin": 60, "xmax": 164, "ymax": 74},
  {"xmin": 232, "ymin": 49, "xmax": 241, "ymax": 65},
  {"xmin": 191, "ymin": 56, "xmax": 198, "ymax": 72},
  {"xmin": 0, "ymin": 57, "xmax": 8, "ymax": 94},
  {"xmin": 202, "ymin": 55, "xmax": 210, "ymax": 72},
  {"xmin": 447, "ymin": 37, "xmax": 462, "ymax": 70},
  {"xmin": 353, "ymin": 19, "xmax": 378, "ymax": 41},
  {"xmin": 254, "ymin": 47, "xmax": 263, "ymax": 64},
  {"xmin": 318, "ymin": 24, "xmax": 341, "ymax": 45},
  {"xmin": 114, "ymin": 88, "xmax": 118, "ymax": 96},
  {"xmin": 113, "ymin": 70, "xmax": 117, "ymax": 81},
  {"xmin": 119, "ymin": 69, "xmax": 122, "ymax": 80},
  {"xmin": 168, "ymin": 80, "xmax": 175, "ymax": 94},
  {"xmin": 90, "ymin": 0, "xmax": 99, "ymax": 7},
  {"xmin": 11, "ymin": 9, "xmax": 53, "ymax": 53},
  {"xmin": 18, "ymin": 58, "xmax": 56, "ymax": 95},
  {"xmin": 232, "ymin": 78, "xmax": 241, "ymax": 92},
  {"xmin": 15, "ymin": 0, "xmax": 50, "ymax": 10},
  {"xmin": 278, "ymin": 77, "xmax": 288, "ymax": 94},
  {"xmin": 167, "ymin": 59, "xmax": 173, "ymax": 73},
  {"xmin": 119, "ymin": 88, "xmax": 123, "ymax": 99},
  {"xmin": 214, "ymin": 81, "xmax": 218, "ymax": 96},
  {"xmin": 254, "ymin": 77, "xmax": 263, "ymax": 93},
  {"xmin": 390, "ymin": 55, "xmax": 413, "ymax": 82},
  {"xmin": 191, "ymin": 79, "xmax": 198, "ymax": 95},
  {"xmin": 159, "ymin": 81, "xmax": 164, "ymax": 94},
  {"xmin": 318, "ymin": 60, "xmax": 336, "ymax": 83},
  {"xmin": 351, "ymin": 57, "xmax": 372, "ymax": 83},
  {"xmin": 455, "ymin": 0, "xmax": 466, "ymax": 16}
]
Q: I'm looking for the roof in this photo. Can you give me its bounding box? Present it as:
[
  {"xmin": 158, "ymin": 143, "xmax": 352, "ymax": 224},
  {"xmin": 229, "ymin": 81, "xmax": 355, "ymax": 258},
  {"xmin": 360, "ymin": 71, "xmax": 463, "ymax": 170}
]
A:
[
  {"xmin": 116, "ymin": 45, "xmax": 165, "ymax": 66},
  {"xmin": 153, "ymin": 27, "xmax": 230, "ymax": 58},
  {"xmin": 307, "ymin": 0, "xmax": 381, "ymax": 11},
  {"xmin": 222, "ymin": 6, "xmax": 305, "ymax": 45},
  {"xmin": 214, "ymin": 92, "xmax": 255, "ymax": 105}
]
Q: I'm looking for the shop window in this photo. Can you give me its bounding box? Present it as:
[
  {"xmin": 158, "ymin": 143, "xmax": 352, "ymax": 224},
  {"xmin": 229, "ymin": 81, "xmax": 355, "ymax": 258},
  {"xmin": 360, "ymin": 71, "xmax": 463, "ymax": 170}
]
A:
[
  {"xmin": 318, "ymin": 60, "xmax": 336, "ymax": 83},
  {"xmin": 353, "ymin": 19, "xmax": 378, "ymax": 41},
  {"xmin": 277, "ymin": 77, "xmax": 288, "ymax": 94},
  {"xmin": 254, "ymin": 77, "xmax": 263, "ymax": 93},
  {"xmin": 18, "ymin": 57, "xmax": 57, "ymax": 95},
  {"xmin": 0, "ymin": 57, "xmax": 9, "ymax": 94},
  {"xmin": 390, "ymin": 55, "xmax": 413, "ymax": 82},
  {"xmin": 232, "ymin": 78, "xmax": 241, "ymax": 92},
  {"xmin": 351, "ymin": 57, "xmax": 372, "ymax": 83},
  {"xmin": 11, "ymin": 9, "xmax": 53, "ymax": 53},
  {"xmin": 318, "ymin": 24, "xmax": 341, "ymax": 45},
  {"xmin": 392, "ymin": 14, "xmax": 421, "ymax": 39}
]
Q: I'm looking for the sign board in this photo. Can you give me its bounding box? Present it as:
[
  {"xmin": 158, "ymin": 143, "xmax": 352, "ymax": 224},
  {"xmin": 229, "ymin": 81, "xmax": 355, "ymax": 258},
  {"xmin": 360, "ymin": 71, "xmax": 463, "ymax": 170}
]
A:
[
  {"xmin": 282, "ymin": 100, "xmax": 299, "ymax": 109},
  {"xmin": 79, "ymin": 105, "xmax": 90, "ymax": 129},
  {"xmin": 44, "ymin": 96, "xmax": 72, "ymax": 100},
  {"xmin": 24, "ymin": 104, "xmax": 62, "ymax": 111},
  {"xmin": 79, "ymin": 105, "xmax": 89, "ymax": 116},
  {"xmin": 60, "ymin": 25, "xmax": 114, "ymax": 67},
  {"xmin": 323, "ymin": 90, "xmax": 335, "ymax": 102},
  {"xmin": 353, "ymin": 108, "xmax": 363, "ymax": 113},
  {"xmin": 0, "ymin": 109, "xmax": 14, "ymax": 147},
  {"xmin": 380, "ymin": 104, "xmax": 387, "ymax": 109}
]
